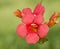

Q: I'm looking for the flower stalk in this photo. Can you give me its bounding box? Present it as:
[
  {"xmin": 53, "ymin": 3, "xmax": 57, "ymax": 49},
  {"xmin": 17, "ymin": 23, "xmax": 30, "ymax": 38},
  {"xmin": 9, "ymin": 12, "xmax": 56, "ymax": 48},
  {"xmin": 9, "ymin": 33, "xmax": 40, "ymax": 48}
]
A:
[{"xmin": 40, "ymin": 0, "xmax": 43, "ymax": 4}]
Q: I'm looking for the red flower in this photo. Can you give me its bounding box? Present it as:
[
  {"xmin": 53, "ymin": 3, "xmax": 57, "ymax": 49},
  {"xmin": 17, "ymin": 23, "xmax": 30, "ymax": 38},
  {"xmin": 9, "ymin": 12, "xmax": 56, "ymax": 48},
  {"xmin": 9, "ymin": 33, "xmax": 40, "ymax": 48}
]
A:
[{"xmin": 16, "ymin": 3, "xmax": 49, "ymax": 44}]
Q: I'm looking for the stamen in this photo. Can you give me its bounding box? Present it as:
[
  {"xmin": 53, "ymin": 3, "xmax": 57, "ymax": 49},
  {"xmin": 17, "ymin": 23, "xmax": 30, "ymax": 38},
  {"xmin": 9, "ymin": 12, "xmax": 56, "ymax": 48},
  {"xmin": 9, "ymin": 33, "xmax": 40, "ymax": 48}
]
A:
[
  {"xmin": 34, "ymin": 14, "xmax": 36, "ymax": 16},
  {"xmin": 28, "ymin": 24, "xmax": 38, "ymax": 33}
]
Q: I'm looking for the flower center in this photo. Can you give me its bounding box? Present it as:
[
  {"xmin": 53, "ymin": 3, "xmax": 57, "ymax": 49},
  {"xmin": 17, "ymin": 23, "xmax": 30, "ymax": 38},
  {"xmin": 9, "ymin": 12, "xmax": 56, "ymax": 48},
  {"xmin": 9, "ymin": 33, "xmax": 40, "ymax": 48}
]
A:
[{"xmin": 27, "ymin": 24, "xmax": 38, "ymax": 33}]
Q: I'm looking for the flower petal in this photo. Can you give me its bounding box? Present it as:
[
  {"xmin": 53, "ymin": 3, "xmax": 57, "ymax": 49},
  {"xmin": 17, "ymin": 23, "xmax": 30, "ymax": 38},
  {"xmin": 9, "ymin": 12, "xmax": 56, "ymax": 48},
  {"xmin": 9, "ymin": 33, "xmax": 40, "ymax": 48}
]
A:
[
  {"xmin": 16, "ymin": 23, "xmax": 28, "ymax": 38},
  {"xmin": 33, "ymin": 3, "xmax": 45, "ymax": 16},
  {"xmin": 26, "ymin": 33, "xmax": 39, "ymax": 44},
  {"xmin": 34, "ymin": 15, "xmax": 44, "ymax": 24},
  {"xmin": 38, "ymin": 24, "xmax": 49, "ymax": 38},
  {"xmin": 22, "ymin": 8, "xmax": 34, "ymax": 24}
]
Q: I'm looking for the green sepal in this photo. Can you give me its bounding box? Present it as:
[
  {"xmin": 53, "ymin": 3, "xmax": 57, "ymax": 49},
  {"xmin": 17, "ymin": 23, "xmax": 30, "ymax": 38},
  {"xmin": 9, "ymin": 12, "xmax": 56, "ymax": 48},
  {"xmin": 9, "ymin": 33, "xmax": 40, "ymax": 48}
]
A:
[{"xmin": 38, "ymin": 37, "xmax": 48, "ymax": 44}]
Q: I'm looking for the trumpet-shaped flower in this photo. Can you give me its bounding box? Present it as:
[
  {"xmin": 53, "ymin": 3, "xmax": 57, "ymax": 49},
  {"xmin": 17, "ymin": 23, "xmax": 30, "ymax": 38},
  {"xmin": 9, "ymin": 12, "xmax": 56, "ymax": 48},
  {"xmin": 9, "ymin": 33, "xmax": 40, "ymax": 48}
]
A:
[{"xmin": 16, "ymin": 3, "xmax": 49, "ymax": 44}]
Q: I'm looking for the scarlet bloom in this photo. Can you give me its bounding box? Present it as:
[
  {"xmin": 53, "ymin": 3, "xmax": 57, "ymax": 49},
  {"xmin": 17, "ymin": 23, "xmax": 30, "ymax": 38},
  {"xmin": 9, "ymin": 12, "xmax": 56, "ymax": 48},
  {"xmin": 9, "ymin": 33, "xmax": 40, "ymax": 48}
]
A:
[{"xmin": 16, "ymin": 3, "xmax": 49, "ymax": 44}]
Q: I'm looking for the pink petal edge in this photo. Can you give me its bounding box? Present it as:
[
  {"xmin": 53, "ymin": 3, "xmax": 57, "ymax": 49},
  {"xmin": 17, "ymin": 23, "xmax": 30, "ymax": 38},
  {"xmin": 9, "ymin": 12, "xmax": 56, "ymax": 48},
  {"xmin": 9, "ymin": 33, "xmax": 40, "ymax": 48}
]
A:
[
  {"xmin": 38, "ymin": 24, "xmax": 49, "ymax": 38},
  {"xmin": 33, "ymin": 3, "xmax": 45, "ymax": 16},
  {"xmin": 34, "ymin": 15, "xmax": 44, "ymax": 24},
  {"xmin": 26, "ymin": 33, "xmax": 39, "ymax": 44},
  {"xmin": 16, "ymin": 23, "xmax": 28, "ymax": 38},
  {"xmin": 22, "ymin": 8, "xmax": 34, "ymax": 24}
]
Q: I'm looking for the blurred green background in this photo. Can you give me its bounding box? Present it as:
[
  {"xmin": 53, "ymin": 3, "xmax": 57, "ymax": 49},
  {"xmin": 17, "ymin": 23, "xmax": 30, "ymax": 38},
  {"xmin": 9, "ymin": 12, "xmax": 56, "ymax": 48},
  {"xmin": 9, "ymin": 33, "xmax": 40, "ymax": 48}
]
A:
[{"xmin": 0, "ymin": 0, "xmax": 60, "ymax": 49}]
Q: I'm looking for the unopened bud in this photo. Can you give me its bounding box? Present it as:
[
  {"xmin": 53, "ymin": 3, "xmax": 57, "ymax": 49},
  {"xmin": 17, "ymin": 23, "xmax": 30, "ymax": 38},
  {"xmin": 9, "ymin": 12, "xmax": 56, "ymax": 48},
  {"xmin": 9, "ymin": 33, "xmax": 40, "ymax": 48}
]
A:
[{"xmin": 14, "ymin": 9, "xmax": 22, "ymax": 18}]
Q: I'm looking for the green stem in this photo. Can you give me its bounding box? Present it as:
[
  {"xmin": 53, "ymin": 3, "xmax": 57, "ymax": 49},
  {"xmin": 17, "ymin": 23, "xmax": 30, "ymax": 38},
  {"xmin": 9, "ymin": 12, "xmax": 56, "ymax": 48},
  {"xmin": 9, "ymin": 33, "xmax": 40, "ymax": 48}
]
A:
[{"xmin": 40, "ymin": 0, "xmax": 43, "ymax": 4}]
